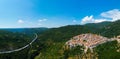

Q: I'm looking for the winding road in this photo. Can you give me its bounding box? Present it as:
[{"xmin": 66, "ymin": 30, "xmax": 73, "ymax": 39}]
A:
[{"xmin": 0, "ymin": 33, "xmax": 38, "ymax": 54}]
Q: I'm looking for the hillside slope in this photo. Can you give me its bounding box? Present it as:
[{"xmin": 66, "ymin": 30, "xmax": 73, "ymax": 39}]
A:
[
  {"xmin": 100, "ymin": 20, "xmax": 120, "ymax": 38},
  {"xmin": 34, "ymin": 20, "xmax": 120, "ymax": 59}
]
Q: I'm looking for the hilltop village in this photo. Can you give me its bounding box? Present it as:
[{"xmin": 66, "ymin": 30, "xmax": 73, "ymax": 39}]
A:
[{"xmin": 65, "ymin": 33, "xmax": 120, "ymax": 52}]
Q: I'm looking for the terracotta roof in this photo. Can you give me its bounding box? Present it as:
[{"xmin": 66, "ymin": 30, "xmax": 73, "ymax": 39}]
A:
[{"xmin": 66, "ymin": 33, "xmax": 109, "ymax": 48}]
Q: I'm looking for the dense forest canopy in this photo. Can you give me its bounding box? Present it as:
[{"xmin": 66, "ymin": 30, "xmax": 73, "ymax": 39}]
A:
[{"xmin": 0, "ymin": 20, "xmax": 120, "ymax": 59}]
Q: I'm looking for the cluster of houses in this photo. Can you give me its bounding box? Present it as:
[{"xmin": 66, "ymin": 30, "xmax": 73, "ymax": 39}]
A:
[{"xmin": 65, "ymin": 33, "xmax": 120, "ymax": 53}]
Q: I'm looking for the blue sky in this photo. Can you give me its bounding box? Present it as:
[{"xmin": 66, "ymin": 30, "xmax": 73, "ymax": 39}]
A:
[{"xmin": 0, "ymin": 0, "xmax": 120, "ymax": 28}]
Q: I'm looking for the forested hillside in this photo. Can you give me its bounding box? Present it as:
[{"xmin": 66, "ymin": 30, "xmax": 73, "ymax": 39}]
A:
[
  {"xmin": 35, "ymin": 20, "xmax": 120, "ymax": 59},
  {"xmin": 0, "ymin": 20, "xmax": 120, "ymax": 59},
  {"xmin": 100, "ymin": 20, "xmax": 120, "ymax": 38}
]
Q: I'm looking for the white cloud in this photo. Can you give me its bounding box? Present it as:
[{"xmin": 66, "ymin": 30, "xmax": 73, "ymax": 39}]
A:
[
  {"xmin": 94, "ymin": 19, "xmax": 107, "ymax": 23},
  {"xmin": 38, "ymin": 19, "xmax": 47, "ymax": 26},
  {"xmin": 18, "ymin": 19, "xmax": 24, "ymax": 24},
  {"xmin": 38, "ymin": 19, "xmax": 47, "ymax": 22},
  {"xmin": 81, "ymin": 9, "xmax": 120, "ymax": 24},
  {"xmin": 101, "ymin": 9, "xmax": 120, "ymax": 21},
  {"xmin": 81, "ymin": 15, "xmax": 94, "ymax": 24},
  {"xmin": 81, "ymin": 15, "xmax": 107, "ymax": 24}
]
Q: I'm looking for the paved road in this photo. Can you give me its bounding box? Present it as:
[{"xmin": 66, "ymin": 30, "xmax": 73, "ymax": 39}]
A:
[{"xmin": 0, "ymin": 33, "xmax": 38, "ymax": 54}]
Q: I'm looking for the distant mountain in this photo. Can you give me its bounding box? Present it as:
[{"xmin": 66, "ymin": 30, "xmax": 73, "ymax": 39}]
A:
[
  {"xmin": 0, "ymin": 27, "xmax": 48, "ymax": 34},
  {"xmin": 38, "ymin": 20, "xmax": 120, "ymax": 42},
  {"xmin": 28, "ymin": 27, "xmax": 49, "ymax": 34},
  {"xmin": 38, "ymin": 25, "xmax": 97, "ymax": 42},
  {"xmin": 84, "ymin": 21, "xmax": 112, "ymax": 29},
  {"xmin": 0, "ymin": 28, "xmax": 26, "ymax": 32},
  {"xmin": 82, "ymin": 20, "xmax": 120, "ymax": 38}
]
